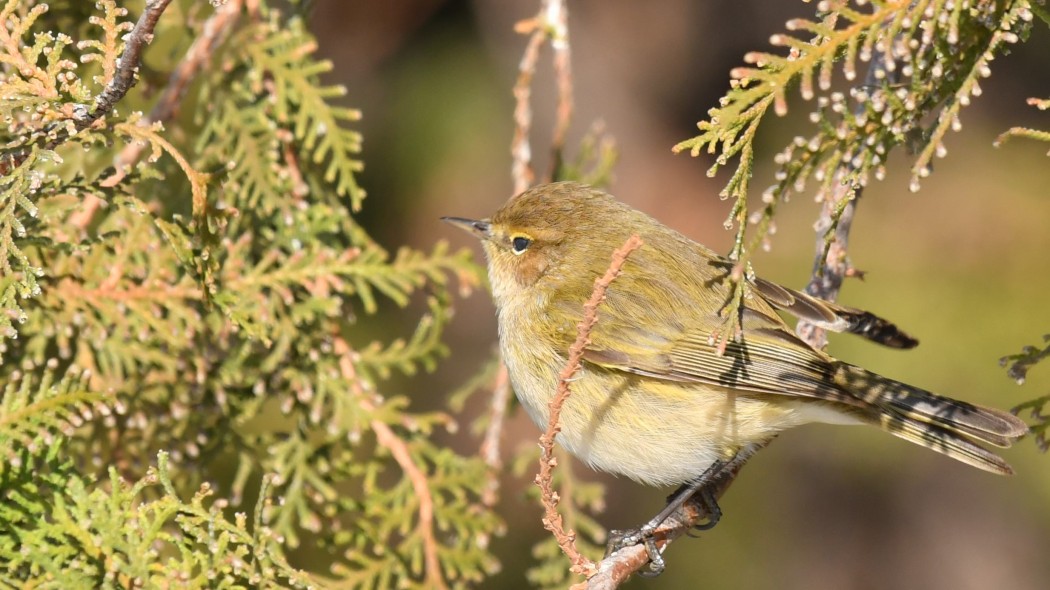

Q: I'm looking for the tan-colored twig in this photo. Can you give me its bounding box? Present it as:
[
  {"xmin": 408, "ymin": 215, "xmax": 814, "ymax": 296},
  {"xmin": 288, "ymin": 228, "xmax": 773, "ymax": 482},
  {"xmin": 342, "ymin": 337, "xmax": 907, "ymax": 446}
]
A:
[
  {"xmin": 546, "ymin": 0, "xmax": 573, "ymax": 180},
  {"xmin": 511, "ymin": 19, "xmax": 544, "ymax": 196},
  {"xmin": 536, "ymin": 234, "xmax": 643, "ymax": 580},
  {"xmin": 73, "ymin": 0, "xmax": 244, "ymax": 229},
  {"xmin": 510, "ymin": 0, "xmax": 573, "ymax": 197},
  {"xmin": 478, "ymin": 363, "xmax": 511, "ymax": 507},
  {"xmin": 333, "ymin": 337, "xmax": 448, "ymax": 590},
  {"xmin": 494, "ymin": 0, "xmax": 576, "ymax": 516}
]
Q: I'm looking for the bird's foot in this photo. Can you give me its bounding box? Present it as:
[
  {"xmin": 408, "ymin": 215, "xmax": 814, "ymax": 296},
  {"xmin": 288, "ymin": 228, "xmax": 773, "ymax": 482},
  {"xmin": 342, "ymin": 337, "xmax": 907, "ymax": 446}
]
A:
[
  {"xmin": 604, "ymin": 486, "xmax": 724, "ymax": 576},
  {"xmin": 606, "ymin": 525, "xmax": 665, "ymax": 576},
  {"xmin": 689, "ymin": 487, "xmax": 722, "ymax": 532}
]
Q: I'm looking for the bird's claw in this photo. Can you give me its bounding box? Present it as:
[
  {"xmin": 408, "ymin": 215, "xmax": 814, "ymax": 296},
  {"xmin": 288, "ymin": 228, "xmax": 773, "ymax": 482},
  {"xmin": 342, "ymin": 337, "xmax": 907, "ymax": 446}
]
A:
[
  {"xmin": 690, "ymin": 487, "xmax": 722, "ymax": 531},
  {"xmin": 605, "ymin": 525, "xmax": 665, "ymax": 576}
]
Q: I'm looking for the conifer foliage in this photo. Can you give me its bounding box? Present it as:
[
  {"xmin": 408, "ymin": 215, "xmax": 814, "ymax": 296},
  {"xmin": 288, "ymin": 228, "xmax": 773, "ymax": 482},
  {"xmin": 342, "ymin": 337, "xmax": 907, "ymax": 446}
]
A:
[{"xmin": 0, "ymin": 1, "xmax": 498, "ymax": 587}]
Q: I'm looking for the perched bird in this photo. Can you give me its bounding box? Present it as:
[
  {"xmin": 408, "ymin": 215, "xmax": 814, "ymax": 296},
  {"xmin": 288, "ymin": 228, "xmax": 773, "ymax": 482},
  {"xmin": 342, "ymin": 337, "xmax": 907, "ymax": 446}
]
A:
[{"xmin": 444, "ymin": 181, "xmax": 1027, "ymax": 572}]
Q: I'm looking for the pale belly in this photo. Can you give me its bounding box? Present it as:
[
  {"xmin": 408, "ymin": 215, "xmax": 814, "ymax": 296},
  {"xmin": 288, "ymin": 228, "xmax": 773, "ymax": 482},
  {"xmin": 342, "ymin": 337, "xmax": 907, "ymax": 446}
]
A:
[{"xmin": 501, "ymin": 333, "xmax": 859, "ymax": 487}]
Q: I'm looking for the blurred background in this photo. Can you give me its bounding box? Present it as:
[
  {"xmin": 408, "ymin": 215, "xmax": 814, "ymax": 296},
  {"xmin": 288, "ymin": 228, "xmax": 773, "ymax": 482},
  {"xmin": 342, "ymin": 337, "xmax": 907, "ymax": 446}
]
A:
[{"xmin": 309, "ymin": 1, "xmax": 1050, "ymax": 588}]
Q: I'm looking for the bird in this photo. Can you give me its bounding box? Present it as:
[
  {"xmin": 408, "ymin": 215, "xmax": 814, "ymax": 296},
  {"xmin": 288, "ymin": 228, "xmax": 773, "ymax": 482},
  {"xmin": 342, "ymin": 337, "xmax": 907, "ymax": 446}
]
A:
[{"xmin": 443, "ymin": 181, "xmax": 1028, "ymax": 573}]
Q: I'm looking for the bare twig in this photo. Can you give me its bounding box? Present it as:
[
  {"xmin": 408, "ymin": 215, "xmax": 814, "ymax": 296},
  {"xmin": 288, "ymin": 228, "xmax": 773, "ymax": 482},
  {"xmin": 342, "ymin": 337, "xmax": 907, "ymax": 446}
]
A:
[
  {"xmin": 74, "ymin": 0, "xmax": 176, "ymax": 128},
  {"xmin": 495, "ymin": 0, "xmax": 576, "ymax": 514},
  {"xmin": 510, "ymin": 0, "xmax": 573, "ymax": 197},
  {"xmin": 795, "ymin": 176, "xmax": 859, "ymax": 350},
  {"xmin": 334, "ymin": 337, "xmax": 448, "ymax": 590},
  {"xmin": 536, "ymin": 234, "xmax": 643, "ymax": 580},
  {"xmin": 797, "ymin": 48, "xmax": 896, "ymax": 349},
  {"xmin": 74, "ymin": 0, "xmax": 244, "ymax": 229},
  {"xmin": 511, "ymin": 19, "xmax": 544, "ymax": 196},
  {"xmin": 578, "ymin": 443, "xmax": 761, "ymax": 590},
  {"xmin": 478, "ymin": 363, "xmax": 511, "ymax": 507},
  {"xmin": 0, "ymin": 0, "xmax": 177, "ymax": 177},
  {"xmin": 546, "ymin": 0, "xmax": 573, "ymax": 180}
]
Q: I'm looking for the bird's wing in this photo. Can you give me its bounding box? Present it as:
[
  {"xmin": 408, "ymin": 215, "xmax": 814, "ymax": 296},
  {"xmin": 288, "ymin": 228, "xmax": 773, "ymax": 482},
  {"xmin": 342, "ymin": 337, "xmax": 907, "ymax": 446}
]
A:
[
  {"xmin": 579, "ymin": 300, "xmax": 872, "ymax": 411},
  {"xmin": 750, "ymin": 277, "xmax": 918, "ymax": 349},
  {"xmin": 544, "ymin": 260, "xmax": 863, "ymax": 409},
  {"xmin": 546, "ymin": 237, "xmax": 908, "ymax": 408}
]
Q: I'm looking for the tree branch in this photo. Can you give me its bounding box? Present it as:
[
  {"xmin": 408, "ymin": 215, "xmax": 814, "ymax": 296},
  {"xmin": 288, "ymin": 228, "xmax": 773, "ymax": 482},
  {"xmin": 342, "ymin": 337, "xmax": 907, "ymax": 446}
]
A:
[
  {"xmin": 74, "ymin": 0, "xmax": 244, "ymax": 229},
  {"xmin": 511, "ymin": 0, "xmax": 573, "ymax": 197},
  {"xmin": 478, "ymin": 363, "xmax": 511, "ymax": 507},
  {"xmin": 546, "ymin": 0, "xmax": 573, "ymax": 180},
  {"xmin": 73, "ymin": 0, "xmax": 176, "ymax": 128},
  {"xmin": 797, "ymin": 47, "xmax": 897, "ymax": 349},
  {"xmin": 334, "ymin": 337, "xmax": 448, "ymax": 590},
  {"xmin": 536, "ymin": 234, "xmax": 643, "ymax": 580},
  {"xmin": 511, "ymin": 18, "xmax": 544, "ymax": 196},
  {"xmin": 0, "ymin": 0, "xmax": 177, "ymax": 177}
]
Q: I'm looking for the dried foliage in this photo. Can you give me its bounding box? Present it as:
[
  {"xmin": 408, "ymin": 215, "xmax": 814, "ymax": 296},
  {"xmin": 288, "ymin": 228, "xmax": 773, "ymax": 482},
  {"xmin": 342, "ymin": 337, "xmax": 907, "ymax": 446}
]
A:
[{"xmin": 0, "ymin": 1, "xmax": 499, "ymax": 588}]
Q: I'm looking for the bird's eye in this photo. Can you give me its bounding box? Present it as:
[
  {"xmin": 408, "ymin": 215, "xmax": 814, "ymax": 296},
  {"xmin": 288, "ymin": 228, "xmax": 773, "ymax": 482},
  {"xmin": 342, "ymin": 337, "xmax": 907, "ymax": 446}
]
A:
[{"xmin": 511, "ymin": 236, "xmax": 531, "ymax": 255}]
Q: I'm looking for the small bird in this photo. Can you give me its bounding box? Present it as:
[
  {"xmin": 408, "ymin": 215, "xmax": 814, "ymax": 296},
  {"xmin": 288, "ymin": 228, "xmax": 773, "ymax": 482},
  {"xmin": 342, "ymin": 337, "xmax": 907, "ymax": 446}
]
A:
[{"xmin": 444, "ymin": 181, "xmax": 1027, "ymax": 573}]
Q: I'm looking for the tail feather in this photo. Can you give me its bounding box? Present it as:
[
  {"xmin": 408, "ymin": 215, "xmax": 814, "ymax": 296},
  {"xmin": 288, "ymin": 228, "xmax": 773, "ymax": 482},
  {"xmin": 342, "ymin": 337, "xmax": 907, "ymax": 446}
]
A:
[
  {"xmin": 874, "ymin": 411, "xmax": 1015, "ymax": 475},
  {"xmin": 834, "ymin": 363, "xmax": 1029, "ymax": 473},
  {"xmin": 880, "ymin": 388, "xmax": 1027, "ymax": 445}
]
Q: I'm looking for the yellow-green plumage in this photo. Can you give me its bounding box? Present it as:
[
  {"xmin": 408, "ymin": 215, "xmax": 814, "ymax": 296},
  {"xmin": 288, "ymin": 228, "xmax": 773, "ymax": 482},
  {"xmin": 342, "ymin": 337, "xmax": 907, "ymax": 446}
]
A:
[{"xmin": 446, "ymin": 181, "xmax": 1027, "ymax": 487}]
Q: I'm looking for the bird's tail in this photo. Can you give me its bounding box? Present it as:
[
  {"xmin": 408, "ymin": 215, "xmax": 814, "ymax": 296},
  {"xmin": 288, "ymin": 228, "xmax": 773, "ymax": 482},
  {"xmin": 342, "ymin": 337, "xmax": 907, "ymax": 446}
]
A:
[{"xmin": 834, "ymin": 364, "xmax": 1029, "ymax": 475}]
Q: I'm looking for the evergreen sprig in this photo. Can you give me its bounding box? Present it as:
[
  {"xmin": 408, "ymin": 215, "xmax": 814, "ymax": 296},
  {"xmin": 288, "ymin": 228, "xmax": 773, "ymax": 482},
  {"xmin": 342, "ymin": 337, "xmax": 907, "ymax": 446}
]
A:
[
  {"xmin": 996, "ymin": 96, "xmax": 1050, "ymax": 153},
  {"xmin": 675, "ymin": 0, "xmax": 1033, "ymax": 263},
  {"xmin": 1, "ymin": 1, "xmax": 500, "ymax": 588},
  {"xmin": 670, "ymin": 0, "xmax": 1034, "ymax": 349}
]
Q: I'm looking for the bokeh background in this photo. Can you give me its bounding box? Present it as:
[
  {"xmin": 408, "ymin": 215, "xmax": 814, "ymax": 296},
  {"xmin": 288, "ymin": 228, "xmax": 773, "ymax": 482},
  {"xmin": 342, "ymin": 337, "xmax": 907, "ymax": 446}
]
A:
[{"xmin": 309, "ymin": 2, "xmax": 1050, "ymax": 588}]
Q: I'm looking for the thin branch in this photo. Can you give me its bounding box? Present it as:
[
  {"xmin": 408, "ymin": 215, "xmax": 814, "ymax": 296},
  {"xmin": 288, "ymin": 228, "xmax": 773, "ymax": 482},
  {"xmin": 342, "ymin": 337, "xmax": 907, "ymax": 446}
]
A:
[
  {"xmin": 499, "ymin": 0, "xmax": 576, "ymax": 516},
  {"xmin": 74, "ymin": 0, "xmax": 176, "ymax": 128},
  {"xmin": 797, "ymin": 47, "xmax": 896, "ymax": 349},
  {"xmin": 511, "ymin": 18, "xmax": 544, "ymax": 196},
  {"xmin": 536, "ymin": 234, "xmax": 643, "ymax": 580},
  {"xmin": 510, "ymin": 0, "xmax": 573, "ymax": 197},
  {"xmin": 478, "ymin": 363, "xmax": 511, "ymax": 507},
  {"xmin": 795, "ymin": 176, "xmax": 859, "ymax": 350},
  {"xmin": 333, "ymin": 337, "xmax": 449, "ymax": 590},
  {"xmin": 546, "ymin": 0, "xmax": 573, "ymax": 180},
  {"xmin": 0, "ymin": 0, "xmax": 177, "ymax": 177},
  {"xmin": 74, "ymin": 0, "xmax": 244, "ymax": 229}
]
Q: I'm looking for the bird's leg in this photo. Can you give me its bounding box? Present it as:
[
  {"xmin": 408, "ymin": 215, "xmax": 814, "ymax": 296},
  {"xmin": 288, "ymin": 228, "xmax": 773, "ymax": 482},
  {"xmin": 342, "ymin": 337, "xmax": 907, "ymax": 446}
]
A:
[
  {"xmin": 605, "ymin": 465, "xmax": 724, "ymax": 577},
  {"xmin": 605, "ymin": 443, "xmax": 760, "ymax": 576}
]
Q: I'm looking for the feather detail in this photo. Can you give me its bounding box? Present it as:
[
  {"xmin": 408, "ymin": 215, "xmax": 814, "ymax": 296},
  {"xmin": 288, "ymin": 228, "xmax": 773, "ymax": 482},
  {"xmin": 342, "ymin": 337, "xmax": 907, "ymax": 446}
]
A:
[{"xmin": 752, "ymin": 277, "xmax": 919, "ymax": 349}]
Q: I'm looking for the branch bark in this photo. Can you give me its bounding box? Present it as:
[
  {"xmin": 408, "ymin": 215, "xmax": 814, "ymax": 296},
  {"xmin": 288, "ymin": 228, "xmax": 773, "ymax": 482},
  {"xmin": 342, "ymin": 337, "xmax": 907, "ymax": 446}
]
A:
[
  {"xmin": 0, "ymin": 0, "xmax": 176, "ymax": 177},
  {"xmin": 510, "ymin": 0, "xmax": 573, "ymax": 197},
  {"xmin": 797, "ymin": 48, "xmax": 897, "ymax": 349},
  {"xmin": 478, "ymin": 363, "xmax": 511, "ymax": 508},
  {"xmin": 73, "ymin": 0, "xmax": 244, "ymax": 229},
  {"xmin": 74, "ymin": 0, "xmax": 176, "ymax": 128}
]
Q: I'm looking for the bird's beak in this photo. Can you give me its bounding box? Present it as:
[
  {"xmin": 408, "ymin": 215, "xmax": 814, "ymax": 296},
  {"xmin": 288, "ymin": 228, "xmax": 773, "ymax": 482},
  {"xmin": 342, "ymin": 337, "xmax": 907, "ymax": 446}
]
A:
[{"xmin": 441, "ymin": 216, "xmax": 492, "ymax": 240}]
